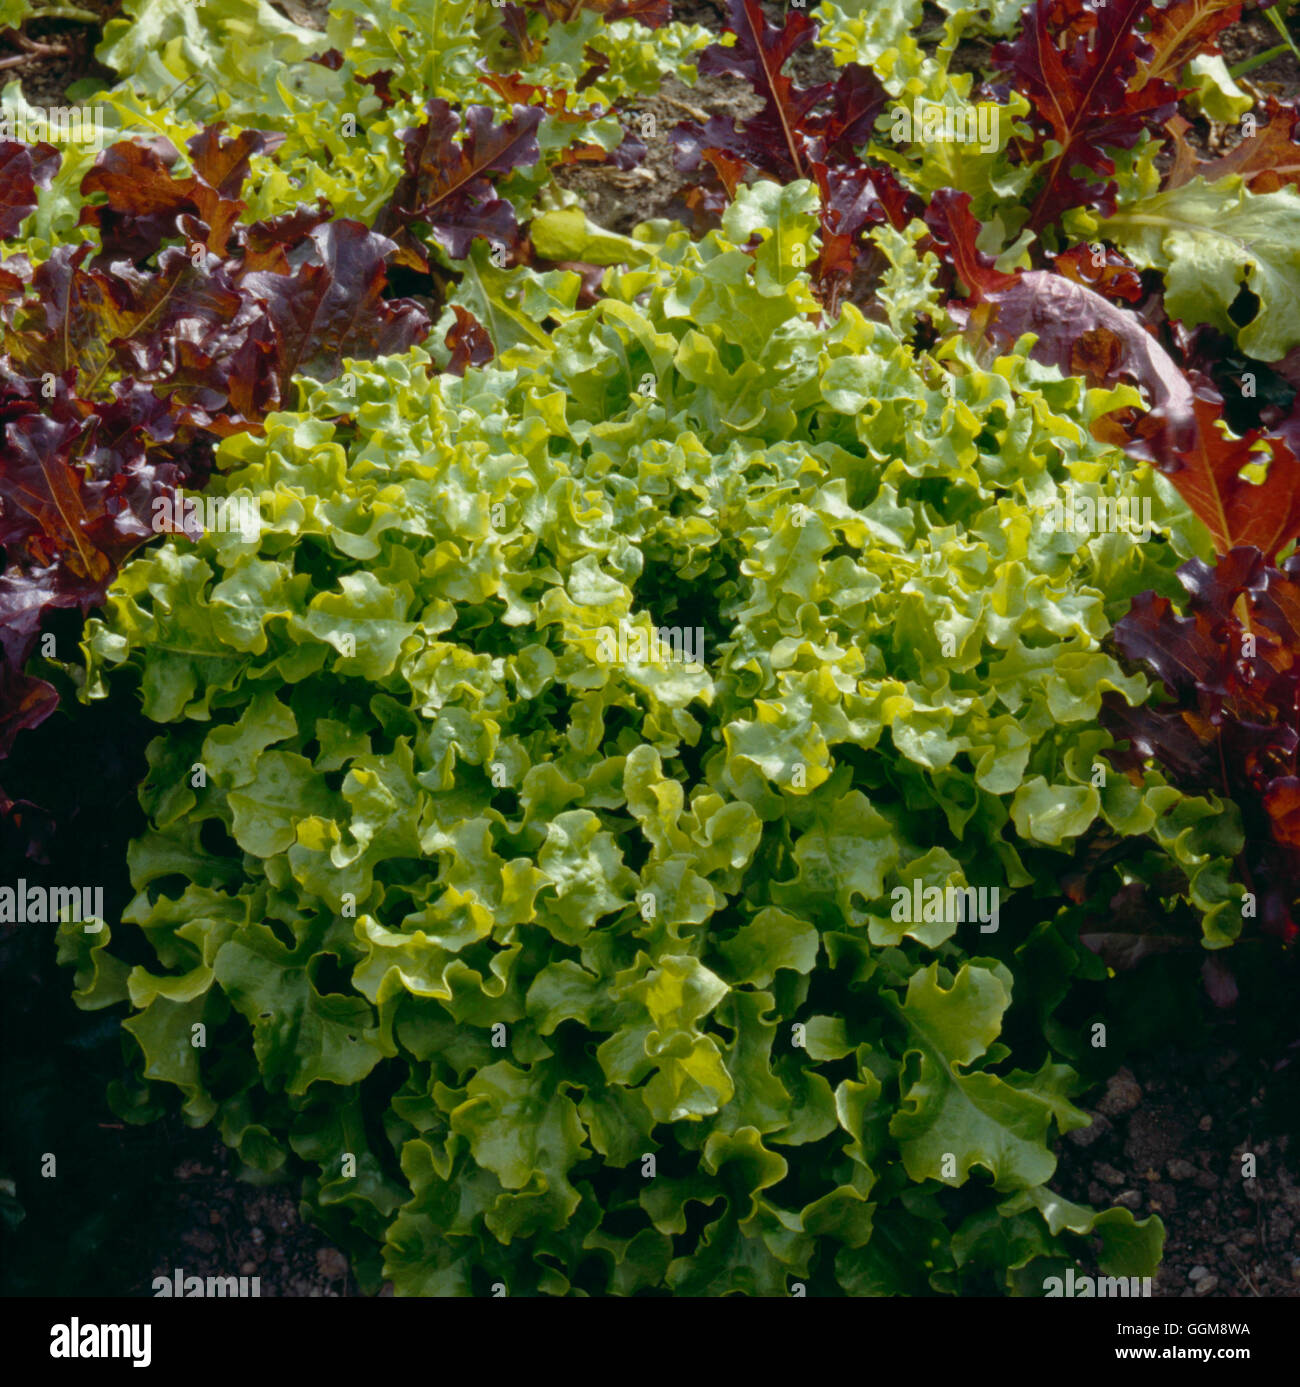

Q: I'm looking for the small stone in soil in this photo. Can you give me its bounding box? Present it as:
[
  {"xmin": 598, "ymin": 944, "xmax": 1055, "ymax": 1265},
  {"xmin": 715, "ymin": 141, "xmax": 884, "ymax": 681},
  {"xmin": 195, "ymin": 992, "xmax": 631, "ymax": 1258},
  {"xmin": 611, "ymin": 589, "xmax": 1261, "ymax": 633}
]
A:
[
  {"xmin": 1194, "ymin": 1274, "xmax": 1219, "ymax": 1295},
  {"xmin": 1198, "ymin": 1114, "xmax": 1213, "ymax": 1131},
  {"xmin": 1113, "ymin": 1190, "xmax": 1142, "ymax": 1210},
  {"xmin": 316, "ymin": 1247, "xmax": 348, "ymax": 1279},
  {"xmin": 1168, "ymin": 1158, "xmax": 1198, "ymax": 1180},
  {"xmin": 1188, "ymin": 1265, "xmax": 1210, "ymax": 1282},
  {"xmin": 1096, "ymin": 1067, "xmax": 1142, "ymax": 1117},
  {"xmin": 1096, "ymin": 1162, "xmax": 1126, "ymax": 1187}
]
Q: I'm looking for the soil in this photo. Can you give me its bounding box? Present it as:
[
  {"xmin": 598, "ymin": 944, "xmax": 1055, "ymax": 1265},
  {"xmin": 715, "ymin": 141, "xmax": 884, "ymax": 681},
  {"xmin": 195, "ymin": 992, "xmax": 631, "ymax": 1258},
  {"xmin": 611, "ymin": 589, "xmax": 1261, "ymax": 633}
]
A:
[
  {"xmin": 148, "ymin": 1132, "xmax": 360, "ymax": 1298},
  {"xmin": 3, "ymin": 0, "xmax": 1298, "ymax": 1301},
  {"xmin": 0, "ymin": 914, "xmax": 356, "ymax": 1297},
  {"xmin": 0, "ymin": 0, "xmax": 117, "ymax": 106},
  {"xmin": 1058, "ymin": 1047, "xmax": 1300, "ymax": 1297}
]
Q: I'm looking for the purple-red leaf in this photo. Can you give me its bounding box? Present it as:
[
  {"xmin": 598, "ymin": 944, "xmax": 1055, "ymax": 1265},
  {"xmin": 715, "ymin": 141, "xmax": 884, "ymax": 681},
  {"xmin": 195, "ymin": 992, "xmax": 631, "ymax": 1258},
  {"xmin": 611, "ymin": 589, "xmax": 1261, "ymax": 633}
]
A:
[
  {"xmin": 1102, "ymin": 549, "xmax": 1300, "ymax": 944},
  {"xmin": 926, "ymin": 190, "xmax": 1197, "ymax": 463},
  {"xmin": 993, "ymin": 0, "xmax": 1179, "ymax": 230},
  {"xmin": 443, "ymin": 304, "xmax": 494, "ymax": 376},
  {"xmin": 382, "ymin": 100, "xmax": 542, "ymax": 261},
  {"xmin": 0, "ymin": 140, "xmax": 59, "ymax": 240},
  {"xmin": 240, "ymin": 221, "xmax": 430, "ymax": 400},
  {"xmin": 1, "ymin": 123, "xmax": 430, "ymax": 772}
]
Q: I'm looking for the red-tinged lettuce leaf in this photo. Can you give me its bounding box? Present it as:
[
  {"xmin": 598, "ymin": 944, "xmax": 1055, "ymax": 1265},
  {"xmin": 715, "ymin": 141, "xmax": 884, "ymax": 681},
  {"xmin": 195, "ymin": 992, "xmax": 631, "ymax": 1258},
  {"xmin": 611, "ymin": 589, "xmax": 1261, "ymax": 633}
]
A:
[
  {"xmin": 672, "ymin": 116, "xmax": 769, "ymax": 196},
  {"xmin": 478, "ymin": 72, "xmax": 647, "ymax": 171},
  {"xmin": 0, "ymin": 140, "xmax": 59, "ymax": 240},
  {"xmin": 0, "ymin": 254, "xmax": 30, "ymax": 307},
  {"xmin": 1, "ymin": 404, "xmax": 172, "ymax": 580},
  {"xmin": 0, "ymin": 565, "xmax": 71, "ymax": 670},
  {"xmin": 0, "ymin": 664, "xmax": 58, "ymax": 760},
  {"xmin": 815, "ymin": 65, "xmax": 892, "ymax": 167},
  {"xmin": 496, "ymin": 4, "xmax": 543, "ymax": 68},
  {"xmin": 239, "ymin": 222, "xmax": 430, "ymax": 400},
  {"xmin": 357, "ymin": 70, "xmax": 397, "ymax": 109},
  {"xmin": 0, "ymin": 123, "xmax": 430, "ymax": 788},
  {"xmin": 526, "ymin": 0, "xmax": 672, "ymax": 23},
  {"xmin": 558, "ymin": 134, "xmax": 648, "ymax": 171},
  {"xmin": 1166, "ymin": 100, "xmax": 1300, "ymax": 194},
  {"xmin": 1162, "ymin": 392, "xmax": 1300, "ymax": 562},
  {"xmin": 1132, "ymin": 0, "xmax": 1242, "ymax": 90},
  {"xmin": 78, "ymin": 129, "xmax": 283, "ymax": 262},
  {"xmin": 242, "ymin": 200, "xmax": 335, "ymax": 274},
  {"xmin": 992, "ymin": 0, "xmax": 1179, "ymax": 232},
  {"xmin": 1161, "ymin": 320, "xmax": 1300, "ymax": 447},
  {"xmin": 3, "ymin": 415, "xmax": 117, "ymax": 581},
  {"xmin": 188, "ymin": 123, "xmax": 284, "ymax": 202},
  {"xmin": 443, "ymin": 304, "xmax": 494, "ymax": 376},
  {"xmin": 926, "ymin": 190, "xmax": 1196, "ymax": 461},
  {"xmin": 479, "ymin": 71, "xmax": 593, "ymax": 121},
  {"xmin": 0, "ymin": 780, "xmax": 56, "ymax": 863},
  {"xmin": 1102, "ymin": 548, "xmax": 1300, "ymax": 942},
  {"xmin": 381, "ymin": 100, "xmax": 542, "ymax": 262},
  {"xmin": 813, "ymin": 162, "xmax": 920, "ymax": 315},
  {"xmin": 1053, "ymin": 243, "xmax": 1145, "ymax": 303},
  {"xmin": 669, "ymin": 0, "xmax": 896, "ymax": 305},
  {"xmin": 693, "ymin": 0, "xmax": 827, "ymax": 184},
  {"xmin": 4, "ymin": 138, "xmax": 427, "ymax": 421},
  {"xmin": 673, "ymin": 0, "xmax": 886, "ymax": 187},
  {"xmin": 4, "ymin": 242, "xmax": 248, "ymax": 402}
]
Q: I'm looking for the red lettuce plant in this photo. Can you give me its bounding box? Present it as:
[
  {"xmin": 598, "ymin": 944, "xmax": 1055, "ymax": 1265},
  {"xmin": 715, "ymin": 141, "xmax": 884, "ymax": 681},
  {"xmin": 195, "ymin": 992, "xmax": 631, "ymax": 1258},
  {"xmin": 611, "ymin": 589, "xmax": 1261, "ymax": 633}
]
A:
[{"xmin": 1102, "ymin": 547, "xmax": 1300, "ymax": 946}]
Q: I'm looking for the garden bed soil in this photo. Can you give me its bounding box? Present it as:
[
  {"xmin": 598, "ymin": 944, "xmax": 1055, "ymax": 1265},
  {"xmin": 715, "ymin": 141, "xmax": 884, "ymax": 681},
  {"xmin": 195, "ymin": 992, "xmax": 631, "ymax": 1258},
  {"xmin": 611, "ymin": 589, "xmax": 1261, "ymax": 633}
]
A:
[{"xmin": 1058, "ymin": 1047, "xmax": 1300, "ymax": 1298}]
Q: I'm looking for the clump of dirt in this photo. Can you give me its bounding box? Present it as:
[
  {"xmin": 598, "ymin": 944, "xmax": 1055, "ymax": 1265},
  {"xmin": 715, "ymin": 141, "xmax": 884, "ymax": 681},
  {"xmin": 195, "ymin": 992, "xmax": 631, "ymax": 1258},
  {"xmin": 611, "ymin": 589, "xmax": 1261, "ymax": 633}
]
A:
[
  {"xmin": 1055, "ymin": 1046, "xmax": 1300, "ymax": 1298},
  {"xmin": 273, "ymin": 0, "xmax": 332, "ymax": 28}
]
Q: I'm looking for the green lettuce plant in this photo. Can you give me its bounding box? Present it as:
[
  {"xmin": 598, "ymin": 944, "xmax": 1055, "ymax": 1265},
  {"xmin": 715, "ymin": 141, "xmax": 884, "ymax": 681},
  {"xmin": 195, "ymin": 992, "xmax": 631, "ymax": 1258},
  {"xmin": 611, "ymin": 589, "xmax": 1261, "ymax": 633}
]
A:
[{"xmin": 62, "ymin": 181, "xmax": 1239, "ymax": 1294}]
